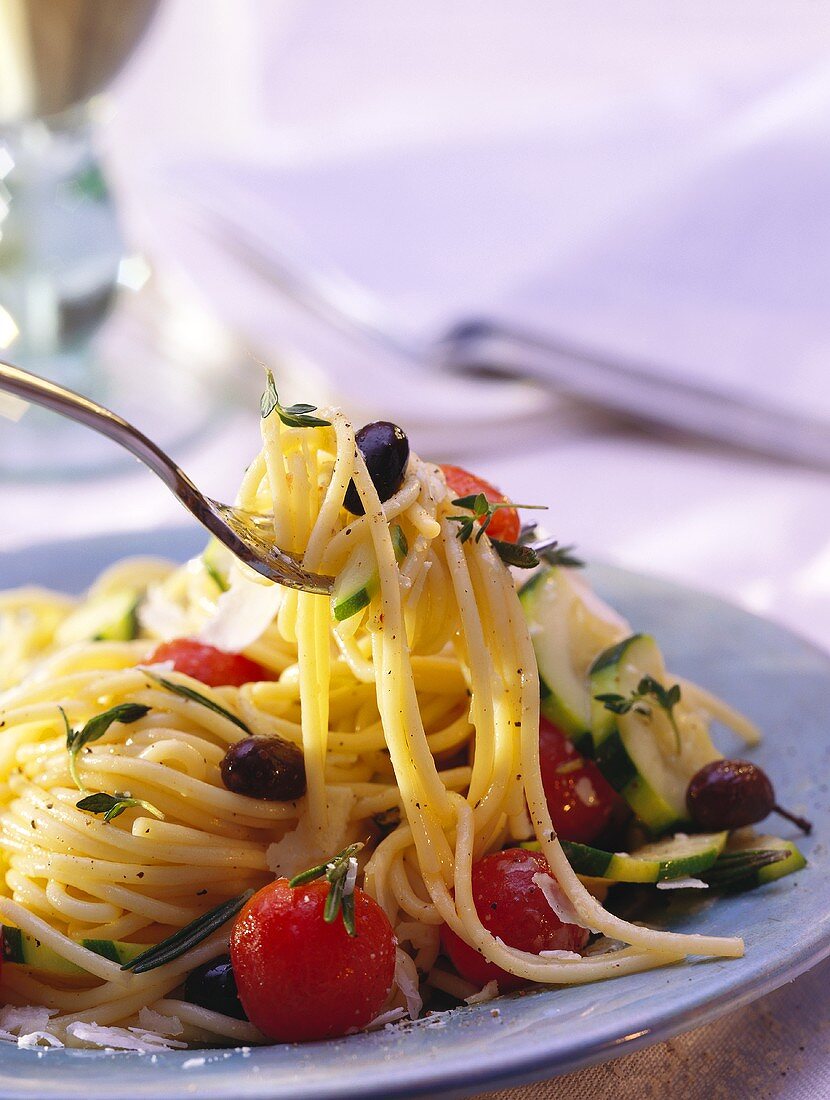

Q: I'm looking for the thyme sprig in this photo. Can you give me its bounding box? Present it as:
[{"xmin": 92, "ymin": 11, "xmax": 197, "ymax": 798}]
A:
[
  {"xmin": 62, "ymin": 703, "xmax": 150, "ymax": 791},
  {"xmin": 143, "ymin": 671, "xmax": 252, "ymax": 735},
  {"xmin": 448, "ymin": 494, "xmax": 546, "ymax": 545},
  {"xmin": 289, "ymin": 842, "xmax": 364, "ymax": 936},
  {"xmin": 261, "ymin": 369, "xmax": 330, "ymax": 428},
  {"xmin": 595, "ymin": 675, "xmax": 683, "ymax": 751},
  {"xmin": 76, "ymin": 791, "xmax": 164, "ymax": 823},
  {"xmin": 120, "ymin": 891, "xmax": 253, "ymax": 974}
]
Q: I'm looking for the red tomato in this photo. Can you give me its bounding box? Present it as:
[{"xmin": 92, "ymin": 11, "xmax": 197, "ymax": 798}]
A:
[
  {"xmin": 147, "ymin": 639, "xmax": 270, "ymax": 688},
  {"xmin": 538, "ymin": 719, "xmax": 619, "ymax": 845},
  {"xmin": 230, "ymin": 879, "xmax": 396, "ymax": 1042},
  {"xmin": 440, "ymin": 849, "xmax": 589, "ymax": 992},
  {"xmin": 440, "ymin": 464, "xmax": 521, "ymax": 543}
]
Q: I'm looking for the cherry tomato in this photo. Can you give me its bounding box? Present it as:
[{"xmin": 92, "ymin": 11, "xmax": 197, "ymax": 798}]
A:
[
  {"xmin": 147, "ymin": 639, "xmax": 270, "ymax": 688},
  {"xmin": 230, "ymin": 878, "xmax": 396, "ymax": 1042},
  {"xmin": 440, "ymin": 465, "xmax": 521, "ymax": 543},
  {"xmin": 440, "ymin": 848, "xmax": 589, "ymax": 992},
  {"xmin": 538, "ymin": 719, "xmax": 619, "ymax": 845}
]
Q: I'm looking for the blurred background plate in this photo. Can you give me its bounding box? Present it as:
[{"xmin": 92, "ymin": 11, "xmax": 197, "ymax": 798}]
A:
[{"xmin": 0, "ymin": 528, "xmax": 825, "ymax": 1100}]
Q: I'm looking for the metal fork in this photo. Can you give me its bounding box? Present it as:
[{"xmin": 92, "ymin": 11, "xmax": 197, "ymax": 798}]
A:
[{"xmin": 0, "ymin": 359, "xmax": 335, "ymax": 595}]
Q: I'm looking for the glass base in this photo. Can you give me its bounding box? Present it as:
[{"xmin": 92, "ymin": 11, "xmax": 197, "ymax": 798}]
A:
[{"xmin": 0, "ymin": 266, "xmax": 242, "ymax": 480}]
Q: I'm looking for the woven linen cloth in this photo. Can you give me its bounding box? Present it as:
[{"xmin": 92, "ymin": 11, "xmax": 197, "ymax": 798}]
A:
[{"xmin": 471, "ymin": 956, "xmax": 830, "ymax": 1100}]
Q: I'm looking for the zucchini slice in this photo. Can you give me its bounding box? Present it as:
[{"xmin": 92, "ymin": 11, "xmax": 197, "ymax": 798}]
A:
[
  {"xmin": 1, "ymin": 926, "xmax": 149, "ymax": 977},
  {"xmin": 54, "ymin": 590, "xmax": 140, "ymax": 645},
  {"xmin": 202, "ymin": 537, "xmax": 232, "ymax": 593},
  {"xmin": 523, "ymin": 831, "xmax": 727, "ymax": 883},
  {"xmin": 588, "ymin": 635, "xmax": 721, "ymax": 834},
  {"xmin": 722, "ymin": 833, "xmax": 807, "ymax": 889},
  {"xmin": 519, "ymin": 565, "xmax": 628, "ymax": 748},
  {"xmin": 332, "ymin": 524, "xmax": 408, "ymax": 622}
]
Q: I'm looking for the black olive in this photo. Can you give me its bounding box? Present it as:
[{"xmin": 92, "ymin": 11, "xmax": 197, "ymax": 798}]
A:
[
  {"xmin": 221, "ymin": 735, "xmax": 306, "ymax": 801},
  {"xmin": 343, "ymin": 421, "xmax": 409, "ymax": 515},
  {"xmin": 184, "ymin": 954, "xmax": 247, "ymax": 1020},
  {"xmin": 687, "ymin": 759, "xmax": 811, "ymax": 834}
]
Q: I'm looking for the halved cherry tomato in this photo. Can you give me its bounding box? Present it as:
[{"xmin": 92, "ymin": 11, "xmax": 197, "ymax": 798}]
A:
[
  {"xmin": 147, "ymin": 639, "xmax": 270, "ymax": 687},
  {"xmin": 440, "ymin": 465, "xmax": 521, "ymax": 543},
  {"xmin": 440, "ymin": 848, "xmax": 589, "ymax": 992},
  {"xmin": 538, "ymin": 719, "xmax": 620, "ymax": 845},
  {"xmin": 230, "ymin": 878, "xmax": 396, "ymax": 1042}
]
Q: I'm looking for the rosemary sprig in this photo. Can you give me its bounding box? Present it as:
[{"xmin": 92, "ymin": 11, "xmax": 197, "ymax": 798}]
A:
[
  {"xmin": 261, "ymin": 369, "xmax": 330, "ymax": 428},
  {"xmin": 121, "ymin": 891, "xmax": 253, "ymax": 974},
  {"xmin": 143, "ymin": 671, "xmax": 252, "ymax": 735},
  {"xmin": 76, "ymin": 791, "xmax": 164, "ymax": 823},
  {"xmin": 289, "ymin": 842, "xmax": 363, "ymax": 936},
  {"xmin": 448, "ymin": 494, "xmax": 546, "ymax": 545},
  {"xmin": 595, "ymin": 676, "xmax": 683, "ymax": 751},
  {"xmin": 701, "ymin": 848, "xmax": 789, "ymax": 888},
  {"xmin": 62, "ymin": 703, "xmax": 150, "ymax": 791}
]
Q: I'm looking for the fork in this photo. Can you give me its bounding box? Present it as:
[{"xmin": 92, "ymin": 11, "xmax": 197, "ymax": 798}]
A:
[{"xmin": 0, "ymin": 358, "xmax": 335, "ymax": 595}]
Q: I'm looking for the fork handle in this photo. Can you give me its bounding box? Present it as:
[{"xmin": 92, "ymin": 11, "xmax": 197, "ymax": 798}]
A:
[{"xmin": 0, "ymin": 358, "xmax": 207, "ymax": 517}]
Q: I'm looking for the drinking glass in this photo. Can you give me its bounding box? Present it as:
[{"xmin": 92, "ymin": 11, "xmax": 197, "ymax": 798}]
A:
[{"xmin": 0, "ymin": 0, "xmax": 237, "ymax": 477}]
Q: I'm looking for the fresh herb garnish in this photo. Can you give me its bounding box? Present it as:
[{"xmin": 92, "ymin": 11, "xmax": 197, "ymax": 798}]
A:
[
  {"xmin": 448, "ymin": 494, "xmax": 544, "ymax": 544},
  {"xmin": 489, "ymin": 538, "xmax": 539, "ymax": 569},
  {"xmin": 448, "ymin": 494, "xmax": 545, "ymax": 545},
  {"xmin": 120, "ymin": 891, "xmax": 253, "ymax": 974},
  {"xmin": 289, "ymin": 842, "xmax": 363, "ymax": 936},
  {"xmin": 144, "ymin": 671, "xmax": 252, "ymax": 735},
  {"xmin": 76, "ymin": 791, "xmax": 164, "ymax": 823},
  {"xmin": 595, "ymin": 676, "xmax": 683, "ymax": 751},
  {"xmin": 701, "ymin": 848, "xmax": 789, "ymax": 888},
  {"xmin": 539, "ymin": 543, "xmax": 585, "ymax": 569},
  {"xmin": 518, "ymin": 527, "xmax": 585, "ymax": 569},
  {"xmin": 63, "ymin": 703, "xmax": 150, "ymax": 791},
  {"xmin": 260, "ymin": 369, "xmax": 330, "ymax": 428}
]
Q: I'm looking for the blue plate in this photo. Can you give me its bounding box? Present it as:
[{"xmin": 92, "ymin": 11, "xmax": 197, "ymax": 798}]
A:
[{"xmin": 0, "ymin": 529, "xmax": 827, "ymax": 1100}]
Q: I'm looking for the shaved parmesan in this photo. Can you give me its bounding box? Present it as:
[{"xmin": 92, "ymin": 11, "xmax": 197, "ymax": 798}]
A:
[
  {"xmin": 139, "ymin": 585, "xmax": 190, "ymax": 641},
  {"xmin": 198, "ymin": 571, "xmax": 283, "ymax": 652},
  {"xmin": 266, "ymin": 787, "xmax": 355, "ymax": 879},
  {"xmin": 17, "ymin": 1031, "xmax": 63, "ymax": 1049},
  {"xmin": 137, "ymin": 1007, "xmax": 183, "ymax": 1037},
  {"xmin": 66, "ymin": 1021, "xmax": 186, "ymax": 1050},
  {"xmin": 464, "ymin": 980, "xmax": 499, "ymax": 1004},
  {"xmin": 532, "ymin": 872, "xmax": 601, "ymax": 933},
  {"xmin": 656, "ymin": 878, "xmax": 709, "ymax": 890},
  {"xmin": 394, "ymin": 947, "xmax": 423, "ymax": 1021}
]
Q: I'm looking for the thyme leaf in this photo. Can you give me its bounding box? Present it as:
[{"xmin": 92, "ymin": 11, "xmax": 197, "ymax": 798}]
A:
[
  {"xmin": 595, "ymin": 676, "xmax": 683, "ymax": 751},
  {"xmin": 64, "ymin": 703, "xmax": 150, "ymax": 791},
  {"xmin": 76, "ymin": 791, "xmax": 164, "ymax": 824},
  {"xmin": 261, "ymin": 369, "xmax": 330, "ymax": 428}
]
